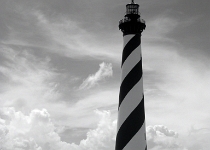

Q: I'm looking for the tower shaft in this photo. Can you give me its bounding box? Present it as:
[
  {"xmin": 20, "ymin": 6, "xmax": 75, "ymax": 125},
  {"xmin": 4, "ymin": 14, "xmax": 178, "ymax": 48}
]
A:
[
  {"xmin": 116, "ymin": 34, "xmax": 147, "ymax": 150},
  {"xmin": 115, "ymin": 1, "xmax": 147, "ymax": 150}
]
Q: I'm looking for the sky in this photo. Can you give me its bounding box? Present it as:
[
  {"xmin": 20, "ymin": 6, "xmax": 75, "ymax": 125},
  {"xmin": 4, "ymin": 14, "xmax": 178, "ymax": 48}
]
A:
[{"xmin": 0, "ymin": 0, "xmax": 210, "ymax": 149}]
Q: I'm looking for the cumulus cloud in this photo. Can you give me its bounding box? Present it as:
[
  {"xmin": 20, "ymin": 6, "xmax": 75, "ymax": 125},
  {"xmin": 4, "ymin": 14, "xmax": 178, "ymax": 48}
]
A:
[
  {"xmin": 79, "ymin": 110, "xmax": 116, "ymax": 150},
  {"xmin": 79, "ymin": 62, "xmax": 113, "ymax": 90},
  {"xmin": 146, "ymin": 125, "xmax": 210, "ymax": 150},
  {"xmin": 146, "ymin": 125, "xmax": 186, "ymax": 150},
  {"xmin": 1, "ymin": 107, "xmax": 210, "ymax": 150},
  {"xmin": 0, "ymin": 107, "xmax": 75, "ymax": 150},
  {"xmin": 0, "ymin": 108, "xmax": 116, "ymax": 150}
]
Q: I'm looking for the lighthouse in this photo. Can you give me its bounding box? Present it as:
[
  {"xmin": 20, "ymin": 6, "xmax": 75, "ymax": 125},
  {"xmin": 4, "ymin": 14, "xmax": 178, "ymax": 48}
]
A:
[{"xmin": 115, "ymin": 0, "xmax": 147, "ymax": 150}]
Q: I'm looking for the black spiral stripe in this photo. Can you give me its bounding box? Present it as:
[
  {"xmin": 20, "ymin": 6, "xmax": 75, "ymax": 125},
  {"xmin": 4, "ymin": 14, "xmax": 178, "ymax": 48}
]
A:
[
  {"xmin": 121, "ymin": 34, "xmax": 140, "ymax": 67},
  {"xmin": 116, "ymin": 96, "xmax": 145, "ymax": 150},
  {"xmin": 116, "ymin": 33, "xmax": 147, "ymax": 150},
  {"xmin": 119, "ymin": 60, "xmax": 142, "ymax": 108}
]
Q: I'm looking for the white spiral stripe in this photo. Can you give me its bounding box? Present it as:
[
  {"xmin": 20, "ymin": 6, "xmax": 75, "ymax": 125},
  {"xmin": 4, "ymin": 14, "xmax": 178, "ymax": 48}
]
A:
[
  {"xmin": 117, "ymin": 78, "xmax": 143, "ymax": 132},
  {"xmin": 123, "ymin": 34, "xmax": 135, "ymax": 47},
  {"xmin": 121, "ymin": 45, "xmax": 142, "ymax": 82},
  {"xmin": 123, "ymin": 122, "xmax": 147, "ymax": 150}
]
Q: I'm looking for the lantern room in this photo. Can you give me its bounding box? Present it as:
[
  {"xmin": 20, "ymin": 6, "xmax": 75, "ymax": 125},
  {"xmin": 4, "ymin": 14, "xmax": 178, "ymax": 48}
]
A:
[
  {"xmin": 126, "ymin": 0, "xmax": 139, "ymax": 15},
  {"xmin": 119, "ymin": 0, "xmax": 146, "ymax": 35}
]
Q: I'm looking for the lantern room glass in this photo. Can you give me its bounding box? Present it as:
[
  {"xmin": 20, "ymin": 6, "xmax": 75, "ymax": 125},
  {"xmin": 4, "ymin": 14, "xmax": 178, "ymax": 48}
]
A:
[{"xmin": 126, "ymin": 4, "xmax": 139, "ymax": 15}]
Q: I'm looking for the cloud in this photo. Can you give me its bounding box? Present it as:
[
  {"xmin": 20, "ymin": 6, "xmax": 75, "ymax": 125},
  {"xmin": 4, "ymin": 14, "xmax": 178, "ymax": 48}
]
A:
[
  {"xmin": 1, "ymin": 2, "xmax": 120, "ymax": 61},
  {"xmin": 78, "ymin": 62, "xmax": 113, "ymax": 90},
  {"xmin": 146, "ymin": 125, "xmax": 210, "ymax": 150},
  {"xmin": 146, "ymin": 125, "xmax": 184, "ymax": 150},
  {"xmin": 0, "ymin": 108, "xmax": 116, "ymax": 150},
  {"xmin": 56, "ymin": 88, "xmax": 118, "ymax": 131},
  {"xmin": 0, "ymin": 46, "xmax": 60, "ymax": 113},
  {"xmin": 79, "ymin": 110, "xmax": 116, "ymax": 150},
  {"xmin": 0, "ymin": 107, "xmax": 209, "ymax": 150},
  {"xmin": 0, "ymin": 46, "xmax": 117, "ymax": 134},
  {"xmin": 0, "ymin": 107, "xmax": 76, "ymax": 150},
  {"xmin": 143, "ymin": 14, "xmax": 179, "ymax": 43},
  {"xmin": 143, "ymin": 42, "xmax": 210, "ymax": 135},
  {"xmin": 184, "ymin": 126, "xmax": 210, "ymax": 150}
]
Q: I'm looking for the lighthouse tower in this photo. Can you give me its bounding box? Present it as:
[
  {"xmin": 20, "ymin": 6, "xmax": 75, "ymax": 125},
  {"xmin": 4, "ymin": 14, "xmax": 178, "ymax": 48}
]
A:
[{"xmin": 115, "ymin": 1, "xmax": 147, "ymax": 150}]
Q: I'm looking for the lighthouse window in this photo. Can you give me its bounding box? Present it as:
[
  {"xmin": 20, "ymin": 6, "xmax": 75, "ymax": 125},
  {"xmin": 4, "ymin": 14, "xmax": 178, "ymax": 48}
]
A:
[
  {"xmin": 127, "ymin": 5, "xmax": 138, "ymax": 14},
  {"xmin": 126, "ymin": 4, "xmax": 139, "ymax": 14}
]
